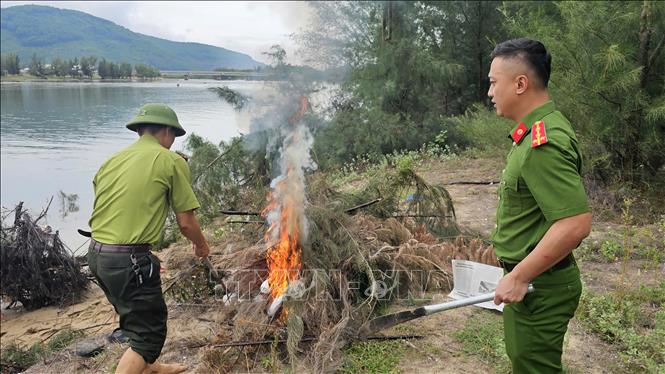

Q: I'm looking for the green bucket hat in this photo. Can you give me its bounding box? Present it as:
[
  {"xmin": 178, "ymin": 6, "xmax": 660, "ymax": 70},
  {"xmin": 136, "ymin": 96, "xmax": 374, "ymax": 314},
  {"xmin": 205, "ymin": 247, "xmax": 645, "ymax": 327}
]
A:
[{"xmin": 126, "ymin": 103, "xmax": 186, "ymax": 137}]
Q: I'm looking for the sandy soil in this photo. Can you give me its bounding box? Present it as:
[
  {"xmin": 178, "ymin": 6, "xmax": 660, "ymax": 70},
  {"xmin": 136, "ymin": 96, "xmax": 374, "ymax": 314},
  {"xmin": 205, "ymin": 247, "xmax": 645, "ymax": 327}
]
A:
[{"xmin": 1, "ymin": 288, "xmax": 116, "ymax": 347}]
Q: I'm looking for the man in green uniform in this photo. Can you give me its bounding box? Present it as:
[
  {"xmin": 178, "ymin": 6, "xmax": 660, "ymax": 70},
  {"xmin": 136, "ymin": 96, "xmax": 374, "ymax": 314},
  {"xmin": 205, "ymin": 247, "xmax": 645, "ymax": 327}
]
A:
[
  {"xmin": 88, "ymin": 103, "xmax": 210, "ymax": 374},
  {"xmin": 488, "ymin": 39, "xmax": 592, "ymax": 373}
]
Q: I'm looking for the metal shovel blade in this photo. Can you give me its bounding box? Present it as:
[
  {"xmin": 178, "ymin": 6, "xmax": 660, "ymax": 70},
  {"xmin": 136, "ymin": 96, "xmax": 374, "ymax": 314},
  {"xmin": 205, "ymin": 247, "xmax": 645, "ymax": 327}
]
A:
[{"xmin": 358, "ymin": 284, "xmax": 534, "ymax": 338}]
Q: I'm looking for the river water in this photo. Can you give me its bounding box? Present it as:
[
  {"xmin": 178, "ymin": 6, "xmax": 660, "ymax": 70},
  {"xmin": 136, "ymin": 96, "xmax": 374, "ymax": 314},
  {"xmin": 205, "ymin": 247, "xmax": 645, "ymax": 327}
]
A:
[{"xmin": 1, "ymin": 79, "xmax": 263, "ymax": 253}]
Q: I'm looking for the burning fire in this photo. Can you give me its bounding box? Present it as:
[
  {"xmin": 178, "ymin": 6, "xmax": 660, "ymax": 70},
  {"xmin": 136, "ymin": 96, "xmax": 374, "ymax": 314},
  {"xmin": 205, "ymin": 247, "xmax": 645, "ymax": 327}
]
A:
[
  {"xmin": 264, "ymin": 172, "xmax": 303, "ymax": 307},
  {"xmin": 263, "ymin": 96, "xmax": 311, "ymax": 318}
]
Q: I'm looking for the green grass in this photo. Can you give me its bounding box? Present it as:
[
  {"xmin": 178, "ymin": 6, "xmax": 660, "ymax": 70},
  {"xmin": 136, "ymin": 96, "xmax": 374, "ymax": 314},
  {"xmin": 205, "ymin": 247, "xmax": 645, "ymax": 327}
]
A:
[
  {"xmin": 577, "ymin": 284, "xmax": 665, "ymax": 372},
  {"xmin": 576, "ymin": 212, "xmax": 665, "ymax": 266},
  {"xmin": 339, "ymin": 340, "xmax": 406, "ymax": 374},
  {"xmin": 0, "ymin": 329, "xmax": 83, "ymax": 373},
  {"xmin": 452, "ymin": 310, "xmax": 511, "ymax": 373},
  {"xmin": 46, "ymin": 329, "xmax": 84, "ymax": 351}
]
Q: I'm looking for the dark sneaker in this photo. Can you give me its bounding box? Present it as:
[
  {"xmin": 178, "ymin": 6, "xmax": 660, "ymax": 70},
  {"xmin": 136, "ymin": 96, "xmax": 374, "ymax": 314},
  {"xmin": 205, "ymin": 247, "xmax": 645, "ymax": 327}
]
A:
[
  {"xmin": 74, "ymin": 334, "xmax": 107, "ymax": 357},
  {"xmin": 107, "ymin": 328, "xmax": 129, "ymax": 344}
]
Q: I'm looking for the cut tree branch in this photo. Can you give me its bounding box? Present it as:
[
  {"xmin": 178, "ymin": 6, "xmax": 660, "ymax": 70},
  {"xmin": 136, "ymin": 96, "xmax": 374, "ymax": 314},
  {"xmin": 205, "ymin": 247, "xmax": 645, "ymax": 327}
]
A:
[
  {"xmin": 445, "ymin": 181, "xmax": 499, "ymax": 185},
  {"xmin": 220, "ymin": 197, "xmax": 385, "ymax": 218},
  {"xmin": 227, "ymin": 220, "xmax": 264, "ymax": 224},
  {"xmin": 220, "ymin": 210, "xmax": 261, "ymax": 216},
  {"xmin": 393, "ymin": 214, "xmax": 454, "ymax": 218},
  {"xmin": 193, "ymin": 141, "xmax": 241, "ymax": 184},
  {"xmin": 345, "ymin": 198, "xmax": 383, "ymax": 214}
]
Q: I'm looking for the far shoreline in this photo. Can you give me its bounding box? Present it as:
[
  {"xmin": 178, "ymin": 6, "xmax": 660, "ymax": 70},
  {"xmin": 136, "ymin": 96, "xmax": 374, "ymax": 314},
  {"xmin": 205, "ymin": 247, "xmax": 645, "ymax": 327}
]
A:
[
  {"xmin": 1, "ymin": 75, "xmax": 163, "ymax": 83},
  {"xmin": 2, "ymin": 71, "xmax": 274, "ymax": 83}
]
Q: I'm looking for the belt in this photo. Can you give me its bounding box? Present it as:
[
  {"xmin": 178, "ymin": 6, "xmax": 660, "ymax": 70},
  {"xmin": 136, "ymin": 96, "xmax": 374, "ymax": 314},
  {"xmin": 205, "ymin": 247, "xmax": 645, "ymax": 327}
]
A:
[
  {"xmin": 499, "ymin": 254, "xmax": 574, "ymax": 273},
  {"xmin": 89, "ymin": 239, "xmax": 151, "ymax": 254}
]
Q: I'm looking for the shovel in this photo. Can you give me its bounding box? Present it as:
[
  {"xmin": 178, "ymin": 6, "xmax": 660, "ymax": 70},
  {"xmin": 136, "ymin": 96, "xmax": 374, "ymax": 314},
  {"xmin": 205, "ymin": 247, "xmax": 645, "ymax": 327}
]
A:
[{"xmin": 358, "ymin": 284, "xmax": 535, "ymax": 338}]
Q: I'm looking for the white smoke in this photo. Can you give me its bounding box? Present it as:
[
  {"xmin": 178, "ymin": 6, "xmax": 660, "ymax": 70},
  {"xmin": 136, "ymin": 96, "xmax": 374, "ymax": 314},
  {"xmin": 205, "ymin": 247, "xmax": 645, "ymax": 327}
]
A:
[{"xmin": 263, "ymin": 99, "xmax": 316, "ymax": 247}]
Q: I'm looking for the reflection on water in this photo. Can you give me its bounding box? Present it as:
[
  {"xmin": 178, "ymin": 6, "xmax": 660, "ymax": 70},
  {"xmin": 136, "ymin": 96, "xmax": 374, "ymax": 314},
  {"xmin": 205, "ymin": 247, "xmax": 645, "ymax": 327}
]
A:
[{"xmin": 1, "ymin": 80, "xmax": 260, "ymax": 253}]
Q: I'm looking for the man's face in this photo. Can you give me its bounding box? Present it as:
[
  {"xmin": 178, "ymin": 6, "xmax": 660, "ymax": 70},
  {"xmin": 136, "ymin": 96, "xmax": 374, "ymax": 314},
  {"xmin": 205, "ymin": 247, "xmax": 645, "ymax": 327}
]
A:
[{"xmin": 487, "ymin": 57, "xmax": 520, "ymax": 119}]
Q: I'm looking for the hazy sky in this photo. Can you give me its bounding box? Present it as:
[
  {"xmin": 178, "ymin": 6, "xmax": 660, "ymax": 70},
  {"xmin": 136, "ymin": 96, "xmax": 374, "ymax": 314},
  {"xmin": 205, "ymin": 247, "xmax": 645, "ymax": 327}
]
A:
[{"xmin": 0, "ymin": 1, "xmax": 313, "ymax": 64}]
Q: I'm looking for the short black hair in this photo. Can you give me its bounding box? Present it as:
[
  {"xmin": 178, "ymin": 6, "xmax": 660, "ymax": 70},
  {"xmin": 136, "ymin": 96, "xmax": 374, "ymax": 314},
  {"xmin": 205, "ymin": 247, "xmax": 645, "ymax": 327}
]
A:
[
  {"xmin": 490, "ymin": 38, "xmax": 552, "ymax": 88},
  {"xmin": 136, "ymin": 123, "xmax": 169, "ymax": 136}
]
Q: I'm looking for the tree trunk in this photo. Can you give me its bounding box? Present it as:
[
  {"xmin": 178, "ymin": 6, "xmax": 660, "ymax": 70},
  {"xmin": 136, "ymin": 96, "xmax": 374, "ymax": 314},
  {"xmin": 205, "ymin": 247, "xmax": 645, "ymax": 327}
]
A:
[
  {"xmin": 625, "ymin": 0, "xmax": 653, "ymax": 180},
  {"xmin": 476, "ymin": 1, "xmax": 485, "ymax": 102},
  {"xmin": 638, "ymin": 1, "xmax": 652, "ymax": 90}
]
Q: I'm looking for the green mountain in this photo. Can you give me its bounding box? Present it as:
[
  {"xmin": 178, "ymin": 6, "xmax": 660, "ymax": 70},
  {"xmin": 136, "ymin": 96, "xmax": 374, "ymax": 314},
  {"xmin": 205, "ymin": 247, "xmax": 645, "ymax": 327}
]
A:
[{"xmin": 0, "ymin": 5, "xmax": 264, "ymax": 70}]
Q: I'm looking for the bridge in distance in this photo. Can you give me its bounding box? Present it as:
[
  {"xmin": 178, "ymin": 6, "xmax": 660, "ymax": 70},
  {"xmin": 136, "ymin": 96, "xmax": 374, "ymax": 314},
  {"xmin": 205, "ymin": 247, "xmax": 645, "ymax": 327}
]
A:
[{"xmin": 160, "ymin": 70, "xmax": 270, "ymax": 80}]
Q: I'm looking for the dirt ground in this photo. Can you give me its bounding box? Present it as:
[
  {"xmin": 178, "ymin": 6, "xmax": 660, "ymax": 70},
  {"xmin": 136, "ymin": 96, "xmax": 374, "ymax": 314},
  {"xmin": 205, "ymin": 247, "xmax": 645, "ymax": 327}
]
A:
[
  {"xmin": 1, "ymin": 288, "xmax": 116, "ymax": 347},
  {"xmin": 3, "ymin": 155, "xmax": 662, "ymax": 373}
]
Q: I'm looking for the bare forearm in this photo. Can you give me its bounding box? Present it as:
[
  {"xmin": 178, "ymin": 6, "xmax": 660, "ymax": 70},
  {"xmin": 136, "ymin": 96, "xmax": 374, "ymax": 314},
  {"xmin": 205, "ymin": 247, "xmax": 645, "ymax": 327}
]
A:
[
  {"xmin": 512, "ymin": 212, "xmax": 592, "ymax": 283},
  {"xmin": 175, "ymin": 211, "xmax": 207, "ymax": 248},
  {"xmin": 180, "ymin": 223, "xmax": 206, "ymax": 247}
]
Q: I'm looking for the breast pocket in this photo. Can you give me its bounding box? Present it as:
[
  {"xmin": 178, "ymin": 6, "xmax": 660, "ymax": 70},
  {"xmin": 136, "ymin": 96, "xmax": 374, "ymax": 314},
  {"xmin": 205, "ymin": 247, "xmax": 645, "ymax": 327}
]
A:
[{"xmin": 501, "ymin": 173, "xmax": 522, "ymax": 214}]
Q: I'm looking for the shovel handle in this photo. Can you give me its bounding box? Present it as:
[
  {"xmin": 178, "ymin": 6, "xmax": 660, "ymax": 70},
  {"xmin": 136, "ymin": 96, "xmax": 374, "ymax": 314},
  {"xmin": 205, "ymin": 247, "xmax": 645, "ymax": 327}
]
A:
[{"xmin": 423, "ymin": 284, "xmax": 535, "ymax": 315}]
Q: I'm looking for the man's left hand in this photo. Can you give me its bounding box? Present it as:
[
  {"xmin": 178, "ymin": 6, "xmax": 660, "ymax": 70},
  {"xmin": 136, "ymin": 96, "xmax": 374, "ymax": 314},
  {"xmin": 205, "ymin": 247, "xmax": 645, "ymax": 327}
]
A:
[{"xmin": 493, "ymin": 273, "xmax": 530, "ymax": 305}]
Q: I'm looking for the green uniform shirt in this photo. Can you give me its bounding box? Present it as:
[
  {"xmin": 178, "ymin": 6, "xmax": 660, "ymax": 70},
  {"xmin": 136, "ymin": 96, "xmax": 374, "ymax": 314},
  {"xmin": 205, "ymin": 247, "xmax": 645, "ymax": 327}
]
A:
[
  {"xmin": 491, "ymin": 101, "xmax": 589, "ymax": 262},
  {"xmin": 89, "ymin": 134, "xmax": 200, "ymax": 246}
]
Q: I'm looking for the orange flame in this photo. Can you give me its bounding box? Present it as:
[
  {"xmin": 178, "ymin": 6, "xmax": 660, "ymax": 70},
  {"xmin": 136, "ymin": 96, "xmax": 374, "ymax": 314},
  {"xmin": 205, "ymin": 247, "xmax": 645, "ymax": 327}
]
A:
[
  {"xmin": 264, "ymin": 170, "xmax": 303, "ymax": 317},
  {"xmin": 263, "ymin": 96, "xmax": 310, "ymax": 318}
]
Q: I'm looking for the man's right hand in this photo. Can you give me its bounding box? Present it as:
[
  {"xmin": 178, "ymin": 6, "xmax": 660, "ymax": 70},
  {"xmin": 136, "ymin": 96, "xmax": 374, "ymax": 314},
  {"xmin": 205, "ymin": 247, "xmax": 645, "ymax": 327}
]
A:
[
  {"xmin": 193, "ymin": 243, "xmax": 209, "ymax": 258},
  {"xmin": 176, "ymin": 210, "xmax": 210, "ymax": 258}
]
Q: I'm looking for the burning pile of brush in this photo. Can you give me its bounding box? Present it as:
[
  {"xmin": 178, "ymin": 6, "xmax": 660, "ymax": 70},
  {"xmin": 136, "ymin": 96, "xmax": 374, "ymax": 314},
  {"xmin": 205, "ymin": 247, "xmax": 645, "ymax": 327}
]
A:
[{"xmin": 163, "ymin": 94, "xmax": 499, "ymax": 372}]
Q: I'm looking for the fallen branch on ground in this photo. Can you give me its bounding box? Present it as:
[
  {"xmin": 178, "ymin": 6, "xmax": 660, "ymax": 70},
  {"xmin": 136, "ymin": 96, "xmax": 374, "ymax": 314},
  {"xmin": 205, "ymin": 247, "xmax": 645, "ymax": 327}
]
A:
[
  {"xmin": 220, "ymin": 210, "xmax": 261, "ymax": 216},
  {"xmin": 345, "ymin": 198, "xmax": 383, "ymax": 214},
  {"xmin": 445, "ymin": 181, "xmax": 499, "ymax": 185}
]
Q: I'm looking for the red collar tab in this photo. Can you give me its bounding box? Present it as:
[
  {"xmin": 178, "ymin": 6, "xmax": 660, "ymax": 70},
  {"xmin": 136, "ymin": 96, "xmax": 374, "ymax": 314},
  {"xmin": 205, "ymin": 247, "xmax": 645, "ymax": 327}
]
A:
[
  {"xmin": 511, "ymin": 122, "xmax": 527, "ymax": 143},
  {"xmin": 531, "ymin": 120, "xmax": 548, "ymax": 148}
]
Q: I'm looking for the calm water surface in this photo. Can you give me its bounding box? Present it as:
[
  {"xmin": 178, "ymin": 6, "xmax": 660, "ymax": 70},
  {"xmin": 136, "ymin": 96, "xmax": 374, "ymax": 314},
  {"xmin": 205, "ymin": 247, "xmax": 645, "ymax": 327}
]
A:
[{"xmin": 1, "ymin": 79, "xmax": 263, "ymax": 253}]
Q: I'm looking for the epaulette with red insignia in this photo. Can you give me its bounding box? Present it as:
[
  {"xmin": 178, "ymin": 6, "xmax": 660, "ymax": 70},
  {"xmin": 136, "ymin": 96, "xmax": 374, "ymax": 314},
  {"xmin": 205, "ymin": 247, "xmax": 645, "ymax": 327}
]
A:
[
  {"xmin": 531, "ymin": 120, "xmax": 548, "ymax": 148},
  {"xmin": 512, "ymin": 122, "xmax": 527, "ymax": 143}
]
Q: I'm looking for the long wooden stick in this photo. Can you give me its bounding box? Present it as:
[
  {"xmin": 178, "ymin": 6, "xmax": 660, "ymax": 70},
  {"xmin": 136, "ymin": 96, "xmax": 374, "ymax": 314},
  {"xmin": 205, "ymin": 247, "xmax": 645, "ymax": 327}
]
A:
[
  {"xmin": 445, "ymin": 181, "xmax": 499, "ymax": 185},
  {"xmin": 345, "ymin": 198, "xmax": 383, "ymax": 214},
  {"xmin": 220, "ymin": 210, "xmax": 261, "ymax": 216},
  {"xmin": 220, "ymin": 197, "xmax": 383, "ymax": 221},
  {"xmin": 192, "ymin": 144, "xmax": 238, "ymax": 184}
]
